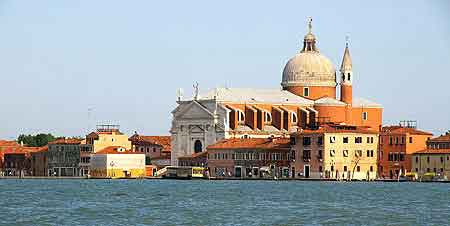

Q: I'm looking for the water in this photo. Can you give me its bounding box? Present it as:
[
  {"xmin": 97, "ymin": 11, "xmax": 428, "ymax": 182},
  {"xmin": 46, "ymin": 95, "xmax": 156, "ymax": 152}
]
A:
[{"xmin": 0, "ymin": 180, "xmax": 449, "ymax": 226}]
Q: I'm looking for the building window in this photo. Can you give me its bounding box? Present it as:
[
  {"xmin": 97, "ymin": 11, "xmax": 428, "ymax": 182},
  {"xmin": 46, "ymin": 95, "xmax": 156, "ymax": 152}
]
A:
[
  {"xmin": 441, "ymin": 168, "xmax": 444, "ymax": 172},
  {"xmin": 344, "ymin": 166, "xmax": 348, "ymax": 172},
  {"xmin": 370, "ymin": 166, "xmax": 374, "ymax": 172},
  {"xmin": 355, "ymin": 150, "xmax": 362, "ymax": 157},
  {"xmin": 303, "ymin": 87, "xmax": 309, "ymax": 97},
  {"xmin": 370, "ymin": 150, "xmax": 374, "ymax": 157},
  {"xmin": 356, "ymin": 166, "xmax": 360, "ymax": 172},
  {"xmin": 427, "ymin": 156, "xmax": 430, "ymax": 163},
  {"xmin": 317, "ymin": 136, "xmax": 323, "ymax": 145},
  {"xmin": 415, "ymin": 168, "xmax": 418, "ymax": 172},
  {"xmin": 291, "ymin": 112, "xmax": 298, "ymax": 124},
  {"xmin": 409, "ymin": 137, "xmax": 413, "ymax": 143},
  {"xmin": 415, "ymin": 156, "xmax": 419, "ymax": 163},
  {"xmin": 355, "ymin": 137, "xmax": 362, "ymax": 144},
  {"xmin": 264, "ymin": 112, "xmax": 272, "ymax": 123},
  {"xmin": 343, "ymin": 137, "xmax": 349, "ymax": 143},
  {"xmin": 330, "ymin": 136, "xmax": 336, "ymax": 143},
  {"xmin": 153, "ymin": 147, "xmax": 156, "ymax": 152},
  {"xmin": 331, "ymin": 165, "xmax": 334, "ymax": 171},
  {"xmin": 330, "ymin": 150, "xmax": 335, "ymax": 157},
  {"xmin": 362, "ymin": 112, "xmax": 368, "ymax": 120},
  {"xmin": 238, "ymin": 110, "xmax": 245, "ymax": 123},
  {"xmin": 399, "ymin": 153, "xmax": 404, "ymax": 161},
  {"xmin": 303, "ymin": 137, "xmax": 311, "ymax": 146},
  {"xmin": 343, "ymin": 150, "xmax": 349, "ymax": 157},
  {"xmin": 194, "ymin": 140, "xmax": 202, "ymax": 153},
  {"xmin": 367, "ymin": 150, "xmax": 370, "ymax": 157}
]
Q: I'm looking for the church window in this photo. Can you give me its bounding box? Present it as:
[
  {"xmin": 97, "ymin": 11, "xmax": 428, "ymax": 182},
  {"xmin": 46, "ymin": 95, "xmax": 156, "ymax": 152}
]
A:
[
  {"xmin": 303, "ymin": 87, "xmax": 309, "ymax": 97},
  {"xmin": 362, "ymin": 112, "xmax": 368, "ymax": 120},
  {"xmin": 291, "ymin": 112, "xmax": 298, "ymax": 124},
  {"xmin": 264, "ymin": 112, "xmax": 272, "ymax": 123},
  {"xmin": 194, "ymin": 140, "xmax": 202, "ymax": 153},
  {"xmin": 237, "ymin": 110, "xmax": 245, "ymax": 123}
]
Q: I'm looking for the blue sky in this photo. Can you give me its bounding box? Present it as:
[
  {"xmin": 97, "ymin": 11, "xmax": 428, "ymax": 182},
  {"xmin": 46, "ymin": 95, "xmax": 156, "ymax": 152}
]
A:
[{"xmin": 0, "ymin": 1, "xmax": 449, "ymax": 139}]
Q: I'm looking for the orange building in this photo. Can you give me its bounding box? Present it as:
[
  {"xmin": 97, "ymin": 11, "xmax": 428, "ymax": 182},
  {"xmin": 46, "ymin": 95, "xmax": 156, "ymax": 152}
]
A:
[
  {"xmin": 378, "ymin": 124, "xmax": 432, "ymax": 178},
  {"xmin": 171, "ymin": 18, "xmax": 383, "ymax": 166}
]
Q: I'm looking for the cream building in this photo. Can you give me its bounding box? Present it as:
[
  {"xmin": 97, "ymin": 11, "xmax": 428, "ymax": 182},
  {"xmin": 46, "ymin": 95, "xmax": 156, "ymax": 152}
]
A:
[
  {"xmin": 79, "ymin": 125, "xmax": 132, "ymax": 176},
  {"xmin": 89, "ymin": 146, "xmax": 145, "ymax": 178},
  {"xmin": 291, "ymin": 124, "xmax": 378, "ymax": 180},
  {"xmin": 411, "ymin": 134, "xmax": 450, "ymax": 180}
]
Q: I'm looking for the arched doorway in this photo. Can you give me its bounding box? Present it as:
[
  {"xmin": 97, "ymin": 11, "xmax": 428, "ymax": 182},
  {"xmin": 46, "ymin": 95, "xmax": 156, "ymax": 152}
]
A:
[{"xmin": 194, "ymin": 140, "xmax": 202, "ymax": 153}]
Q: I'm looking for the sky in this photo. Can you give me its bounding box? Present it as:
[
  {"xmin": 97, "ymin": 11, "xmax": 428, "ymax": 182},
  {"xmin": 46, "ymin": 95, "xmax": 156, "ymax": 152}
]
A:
[{"xmin": 0, "ymin": 1, "xmax": 449, "ymax": 139}]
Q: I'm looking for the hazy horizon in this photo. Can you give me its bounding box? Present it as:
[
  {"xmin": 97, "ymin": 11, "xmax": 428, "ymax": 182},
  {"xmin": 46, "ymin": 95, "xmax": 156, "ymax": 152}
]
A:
[{"xmin": 1, "ymin": 1, "xmax": 449, "ymax": 140}]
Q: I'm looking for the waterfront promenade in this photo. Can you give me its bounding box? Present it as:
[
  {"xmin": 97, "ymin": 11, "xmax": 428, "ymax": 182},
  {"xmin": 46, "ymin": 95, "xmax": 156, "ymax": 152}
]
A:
[{"xmin": 1, "ymin": 179, "xmax": 449, "ymax": 226}]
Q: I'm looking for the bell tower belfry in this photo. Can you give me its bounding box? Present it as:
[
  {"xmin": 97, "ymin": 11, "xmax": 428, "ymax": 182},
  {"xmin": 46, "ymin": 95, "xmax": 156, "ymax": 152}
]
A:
[{"xmin": 340, "ymin": 37, "xmax": 353, "ymax": 105}]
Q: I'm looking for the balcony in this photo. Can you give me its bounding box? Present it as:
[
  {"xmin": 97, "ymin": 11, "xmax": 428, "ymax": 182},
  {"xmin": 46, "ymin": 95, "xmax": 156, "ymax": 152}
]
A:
[{"xmin": 303, "ymin": 156, "xmax": 311, "ymax": 162}]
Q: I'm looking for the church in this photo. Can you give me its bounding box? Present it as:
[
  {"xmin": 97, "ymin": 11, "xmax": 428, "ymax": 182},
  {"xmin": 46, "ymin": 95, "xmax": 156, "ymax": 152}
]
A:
[{"xmin": 170, "ymin": 19, "xmax": 382, "ymax": 166}]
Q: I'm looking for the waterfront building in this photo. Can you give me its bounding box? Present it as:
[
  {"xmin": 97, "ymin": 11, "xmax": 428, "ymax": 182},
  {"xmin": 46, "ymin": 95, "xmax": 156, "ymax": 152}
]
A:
[
  {"xmin": 128, "ymin": 134, "xmax": 171, "ymax": 165},
  {"xmin": 377, "ymin": 122, "xmax": 432, "ymax": 179},
  {"xmin": 170, "ymin": 19, "xmax": 382, "ymax": 166},
  {"xmin": 412, "ymin": 133, "xmax": 450, "ymax": 179},
  {"xmin": 47, "ymin": 138, "xmax": 82, "ymax": 177},
  {"xmin": 89, "ymin": 146, "xmax": 145, "ymax": 178},
  {"xmin": 178, "ymin": 151, "xmax": 208, "ymax": 167},
  {"xmin": 84, "ymin": 125, "xmax": 132, "ymax": 153},
  {"xmin": 1, "ymin": 146, "xmax": 43, "ymax": 176},
  {"xmin": 291, "ymin": 124, "xmax": 378, "ymax": 180},
  {"xmin": 80, "ymin": 125, "xmax": 132, "ymax": 176},
  {"xmin": 30, "ymin": 147, "xmax": 48, "ymax": 176},
  {"xmin": 206, "ymin": 138, "xmax": 291, "ymax": 178}
]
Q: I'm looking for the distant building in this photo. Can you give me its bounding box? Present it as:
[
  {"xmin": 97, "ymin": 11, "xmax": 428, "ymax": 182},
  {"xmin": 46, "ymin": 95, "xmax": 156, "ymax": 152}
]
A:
[
  {"xmin": 412, "ymin": 133, "xmax": 450, "ymax": 179},
  {"xmin": 31, "ymin": 147, "xmax": 48, "ymax": 176},
  {"xmin": 1, "ymin": 146, "xmax": 43, "ymax": 176},
  {"xmin": 128, "ymin": 134, "xmax": 171, "ymax": 166},
  {"xmin": 89, "ymin": 146, "xmax": 145, "ymax": 178},
  {"xmin": 80, "ymin": 125, "xmax": 132, "ymax": 176},
  {"xmin": 47, "ymin": 138, "xmax": 82, "ymax": 177},
  {"xmin": 206, "ymin": 138, "xmax": 291, "ymax": 178},
  {"xmin": 378, "ymin": 123, "xmax": 432, "ymax": 178},
  {"xmin": 170, "ymin": 19, "xmax": 382, "ymax": 166},
  {"xmin": 291, "ymin": 124, "xmax": 378, "ymax": 180}
]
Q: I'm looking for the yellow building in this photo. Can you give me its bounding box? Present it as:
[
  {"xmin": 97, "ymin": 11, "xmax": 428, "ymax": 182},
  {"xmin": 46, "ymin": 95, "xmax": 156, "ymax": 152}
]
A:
[
  {"xmin": 291, "ymin": 124, "xmax": 378, "ymax": 180},
  {"xmin": 85, "ymin": 125, "xmax": 132, "ymax": 153},
  {"xmin": 89, "ymin": 146, "xmax": 146, "ymax": 178}
]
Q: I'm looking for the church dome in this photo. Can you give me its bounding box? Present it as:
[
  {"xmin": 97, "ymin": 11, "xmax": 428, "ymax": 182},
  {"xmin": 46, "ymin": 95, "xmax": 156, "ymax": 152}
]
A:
[{"xmin": 281, "ymin": 20, "xmax": 336, "ymax": 88}]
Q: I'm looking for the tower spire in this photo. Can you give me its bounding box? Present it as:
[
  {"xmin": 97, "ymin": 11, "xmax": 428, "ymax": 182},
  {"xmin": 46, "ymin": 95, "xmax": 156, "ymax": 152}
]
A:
[{"xmin": 340, "ymin": 36, "xmax": 352, "ymax": 73}]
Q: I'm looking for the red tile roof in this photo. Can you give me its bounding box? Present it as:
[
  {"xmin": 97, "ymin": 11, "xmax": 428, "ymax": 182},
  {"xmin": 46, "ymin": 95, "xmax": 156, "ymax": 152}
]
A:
[
  {"xmin": 381, "ymin": 126, "xmax": 433, "ymax": 136},
  {"xmin": 96, "ymin": 146, "xmax": 141, "ymax": 154},
  {"xmin": 0, "ymin": 140, "xmax": 20, "ymax": 147},
  {"xmin": 129, "ymin": 135, "xmax": 171, "ymax": 152},
  {"xmin": 414, "ymin": 149, "xmax": 450, "ymax": 154},
  {"xmin": 207, "ymin": 138, "xmax": 290, "ymax": 151},
  {"xmin": 429, "ymin": 134, "xmax": 450, "ymax": 142},
  {"xmin": 48, "ymin": 138, "xmax": 82, "ymax": 145}
]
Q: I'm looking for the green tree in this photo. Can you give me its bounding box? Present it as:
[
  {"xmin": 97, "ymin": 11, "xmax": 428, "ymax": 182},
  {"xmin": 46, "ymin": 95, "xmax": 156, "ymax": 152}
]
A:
[{"xmin": 17, "ymin": 133, "xmax": 56, "ymax": 147}]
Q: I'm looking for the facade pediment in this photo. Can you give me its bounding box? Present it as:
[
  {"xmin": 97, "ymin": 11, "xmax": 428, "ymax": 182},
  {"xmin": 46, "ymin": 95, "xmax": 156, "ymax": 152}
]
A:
[{"xmin": 174, "ymin": 101, "xmax": 214, "ymax": 120}]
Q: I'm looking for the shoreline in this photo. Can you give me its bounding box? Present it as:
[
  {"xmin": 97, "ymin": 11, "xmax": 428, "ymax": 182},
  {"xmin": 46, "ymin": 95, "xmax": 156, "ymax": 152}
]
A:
[{"xmin": 1, "ymin": 176, "xmax": 449, "ymax": 183}]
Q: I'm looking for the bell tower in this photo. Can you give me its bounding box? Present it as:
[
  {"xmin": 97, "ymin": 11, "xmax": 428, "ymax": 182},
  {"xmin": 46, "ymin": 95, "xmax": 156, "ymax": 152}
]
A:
[{"xmin": 340, "ymin": 38, "xmax": 353, "ymax": 105}]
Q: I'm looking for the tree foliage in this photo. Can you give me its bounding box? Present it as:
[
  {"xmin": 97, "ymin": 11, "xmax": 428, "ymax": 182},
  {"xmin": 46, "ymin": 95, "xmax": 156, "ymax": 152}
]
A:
[{"xmin": 17, "ymin": 133, "xmax": 56, "ymax": 147}]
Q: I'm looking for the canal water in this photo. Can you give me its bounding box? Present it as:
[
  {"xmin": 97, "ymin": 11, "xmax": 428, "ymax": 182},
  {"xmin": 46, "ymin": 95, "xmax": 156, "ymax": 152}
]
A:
[{"xmin": 0, "ymin": 179, "xmax": 449, "ymax": 226}]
